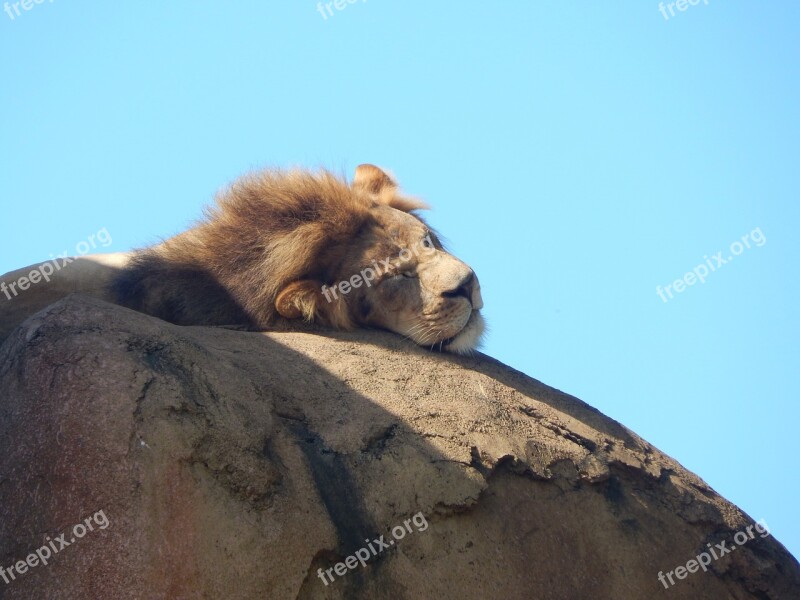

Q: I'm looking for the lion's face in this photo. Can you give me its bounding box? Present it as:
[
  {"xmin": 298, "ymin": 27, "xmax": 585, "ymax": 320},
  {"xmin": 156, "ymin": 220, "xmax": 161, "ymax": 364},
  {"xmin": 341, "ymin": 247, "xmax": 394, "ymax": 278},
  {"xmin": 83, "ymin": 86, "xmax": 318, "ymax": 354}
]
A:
[
  {"xmin": 274, "ymin": 165, "xmax": 485, "ymax": 354},
  {"xmin": 338, "ymin": 203, "xmax": 484, "ymax": 354}
]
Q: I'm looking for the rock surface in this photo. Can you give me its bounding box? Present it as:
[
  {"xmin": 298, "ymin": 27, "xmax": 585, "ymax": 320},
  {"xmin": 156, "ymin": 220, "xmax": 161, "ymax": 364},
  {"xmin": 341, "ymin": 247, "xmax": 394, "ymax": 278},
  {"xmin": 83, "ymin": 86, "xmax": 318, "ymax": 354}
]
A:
[{"xmin": 0, "ymin": 295, "xmax": 798, "ymax": 599}]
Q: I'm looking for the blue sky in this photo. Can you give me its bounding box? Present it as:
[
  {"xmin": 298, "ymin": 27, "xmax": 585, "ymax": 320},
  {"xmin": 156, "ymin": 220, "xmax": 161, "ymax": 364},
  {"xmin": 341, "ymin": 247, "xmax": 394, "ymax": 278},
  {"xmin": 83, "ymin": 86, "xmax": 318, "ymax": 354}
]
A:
[{"xmin": 2, "ymin": 1, "xmax": 798, "ymax": 560}]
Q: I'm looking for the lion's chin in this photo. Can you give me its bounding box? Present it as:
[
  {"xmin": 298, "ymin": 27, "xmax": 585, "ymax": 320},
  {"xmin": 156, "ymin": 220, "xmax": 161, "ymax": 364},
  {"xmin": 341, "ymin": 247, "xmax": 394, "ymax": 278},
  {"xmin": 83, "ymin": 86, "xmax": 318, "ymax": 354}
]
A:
[{"xmin": 442, "ymin": 310, "xmax": 485, "ymax": 355}]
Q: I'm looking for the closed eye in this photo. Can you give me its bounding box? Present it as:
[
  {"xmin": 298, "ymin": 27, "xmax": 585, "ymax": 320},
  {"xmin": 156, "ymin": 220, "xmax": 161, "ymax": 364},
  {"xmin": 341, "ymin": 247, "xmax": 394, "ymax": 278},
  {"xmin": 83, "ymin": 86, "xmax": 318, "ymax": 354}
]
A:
[{"xmin": 391, "ymin": 269, "xmax": 416, "ymax": 279}]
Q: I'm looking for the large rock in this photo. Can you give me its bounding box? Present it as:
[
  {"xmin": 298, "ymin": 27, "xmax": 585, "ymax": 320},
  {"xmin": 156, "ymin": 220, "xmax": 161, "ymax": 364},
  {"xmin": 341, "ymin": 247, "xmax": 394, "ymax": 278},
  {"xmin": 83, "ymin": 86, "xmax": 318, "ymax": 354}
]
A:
[{"xmin": 0, "ymin": 295, "xmax": 797, "ymax": 599}]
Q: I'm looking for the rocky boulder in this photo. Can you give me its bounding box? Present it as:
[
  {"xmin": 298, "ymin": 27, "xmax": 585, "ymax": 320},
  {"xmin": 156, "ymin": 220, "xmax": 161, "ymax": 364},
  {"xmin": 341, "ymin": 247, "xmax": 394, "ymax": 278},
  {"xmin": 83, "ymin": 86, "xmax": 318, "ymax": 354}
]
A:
[{"xmin": 0, "ymin": 295, "xmax": 797, "ymax": 599}]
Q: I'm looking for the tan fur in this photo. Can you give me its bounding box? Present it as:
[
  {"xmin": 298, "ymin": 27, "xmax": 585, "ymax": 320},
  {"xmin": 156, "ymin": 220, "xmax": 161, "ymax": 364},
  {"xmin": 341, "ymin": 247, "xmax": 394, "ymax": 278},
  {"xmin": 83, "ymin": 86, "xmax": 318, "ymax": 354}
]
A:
[{"xmin": 1, "ymin": 165, "xmax": 485, "ymax": 353}]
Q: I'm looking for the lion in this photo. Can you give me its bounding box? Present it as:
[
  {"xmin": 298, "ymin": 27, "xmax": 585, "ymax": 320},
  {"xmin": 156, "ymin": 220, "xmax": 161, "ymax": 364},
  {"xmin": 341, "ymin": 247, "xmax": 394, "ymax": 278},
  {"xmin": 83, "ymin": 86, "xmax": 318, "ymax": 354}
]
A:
[{"xmin": 0, "ymin": 164, "xmax": 485, "ymax": 353}]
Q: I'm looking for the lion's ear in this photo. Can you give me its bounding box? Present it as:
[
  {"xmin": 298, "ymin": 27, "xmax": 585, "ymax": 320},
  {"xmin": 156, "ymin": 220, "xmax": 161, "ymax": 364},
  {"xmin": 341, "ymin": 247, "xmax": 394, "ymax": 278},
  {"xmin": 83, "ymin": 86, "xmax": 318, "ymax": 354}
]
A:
[
  {"xmin": 353, "ymin": 164, "xmax": 396, "ymax": 194},
  {"xmin": 275, "ymin": 279, "xmax": 352, "ymax": 328},
  {"xmin": 353, "ymin": 164, "xmax": 430, "ymax": 213},
  {"xmin": 275, "ymin": 280, "xmax": 321, "ymax": 320}
]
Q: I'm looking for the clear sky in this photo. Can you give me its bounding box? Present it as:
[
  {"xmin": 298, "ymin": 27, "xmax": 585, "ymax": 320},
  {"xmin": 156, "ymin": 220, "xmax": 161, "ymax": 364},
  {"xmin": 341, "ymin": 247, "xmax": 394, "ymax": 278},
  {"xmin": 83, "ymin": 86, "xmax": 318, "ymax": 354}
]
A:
[{"xmin": 2, "ymin": 1, "xmax": 798, "ymax": 561}]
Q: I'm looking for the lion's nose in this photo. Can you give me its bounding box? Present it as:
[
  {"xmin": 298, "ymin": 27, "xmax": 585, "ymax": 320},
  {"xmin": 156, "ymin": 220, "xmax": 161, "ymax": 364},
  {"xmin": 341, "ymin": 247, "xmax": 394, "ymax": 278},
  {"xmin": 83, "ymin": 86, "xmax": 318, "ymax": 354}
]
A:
[
  {"xmin": 443, "ymin": 272, "xmax": 475, "ymax": 302},
  {"xmin": 470, "ymin": 274, "xmax": 484, "ymax": 310}
]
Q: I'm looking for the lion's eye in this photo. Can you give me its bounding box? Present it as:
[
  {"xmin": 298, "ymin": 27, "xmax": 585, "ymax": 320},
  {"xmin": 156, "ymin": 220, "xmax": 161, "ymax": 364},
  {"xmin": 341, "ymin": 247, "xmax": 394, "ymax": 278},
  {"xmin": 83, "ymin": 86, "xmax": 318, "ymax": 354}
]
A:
[{"xmin": 422, "ymin": 238, "xmax": 433, "ymax": 249}]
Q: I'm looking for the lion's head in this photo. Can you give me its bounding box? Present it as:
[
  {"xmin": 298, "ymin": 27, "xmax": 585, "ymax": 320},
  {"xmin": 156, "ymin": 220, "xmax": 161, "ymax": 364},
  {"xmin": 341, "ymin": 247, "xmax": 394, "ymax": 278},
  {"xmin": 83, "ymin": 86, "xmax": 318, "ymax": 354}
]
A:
[
  {"xmin": 268, "ymin": 165, "xmax": 485, "ymax": 354},
  {"xmin": 114, "ymin": 164, "xmax": 485, "ymax": 354}
]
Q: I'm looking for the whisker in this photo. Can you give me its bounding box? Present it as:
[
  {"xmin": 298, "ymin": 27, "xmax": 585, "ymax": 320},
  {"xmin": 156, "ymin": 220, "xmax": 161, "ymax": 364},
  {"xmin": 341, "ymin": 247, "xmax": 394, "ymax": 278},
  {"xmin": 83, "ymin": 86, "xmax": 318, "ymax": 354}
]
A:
[{"xmin": 401, "ymin": 322, "xmax": 434, "ymax": 345}]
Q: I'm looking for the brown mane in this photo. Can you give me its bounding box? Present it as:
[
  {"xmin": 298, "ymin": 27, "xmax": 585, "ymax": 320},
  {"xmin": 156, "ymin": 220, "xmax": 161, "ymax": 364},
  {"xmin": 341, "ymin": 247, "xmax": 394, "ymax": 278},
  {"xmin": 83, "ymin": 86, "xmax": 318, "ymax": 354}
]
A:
[{"xmin": 112, "ymin": 168, "xmax": 427, "ymax": 328}]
